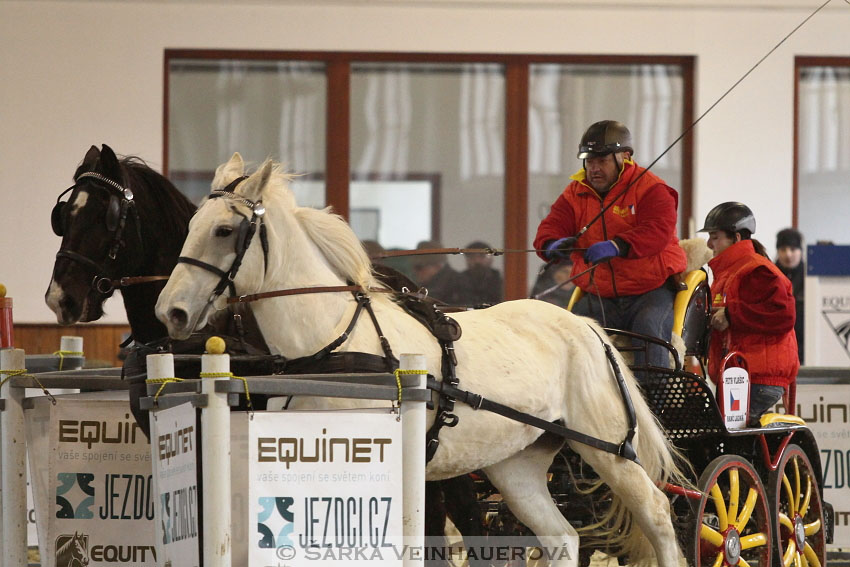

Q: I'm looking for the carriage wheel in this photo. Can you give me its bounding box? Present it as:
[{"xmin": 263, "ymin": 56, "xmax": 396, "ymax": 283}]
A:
[
  {"xmin": 692, "ymin": 456, "xmax": 772, "ymax": 567},
  {"xmin": 767, "ymin": 445, "xmax": 826, "ymax": 567}
]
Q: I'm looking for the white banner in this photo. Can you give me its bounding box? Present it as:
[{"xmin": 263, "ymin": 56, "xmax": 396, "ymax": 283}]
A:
[
  {"xmin": 247, "ymin": 410, "xmax": 403, "ymax": 566},
  {"xmin": 27, "ymin": 394, "xmax": 156, "ymax": 567},
  {"xmin": 788, "ymin": 383, "xmax": 850, "ymax": 547},
  {"xmin": 804, "ymin": 275, "xmax": 850, "ymax": 365},
  {"xmin": 151, "ymin": 402, "xmax": 200, "ymax": 567}
]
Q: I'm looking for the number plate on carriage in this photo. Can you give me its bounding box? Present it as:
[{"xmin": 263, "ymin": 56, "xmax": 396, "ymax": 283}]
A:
[{"xmin": 721, "ymin": 366, "xmax": 750, "ymax": 429}]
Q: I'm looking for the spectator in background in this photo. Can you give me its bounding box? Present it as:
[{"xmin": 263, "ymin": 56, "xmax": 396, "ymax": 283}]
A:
[
  {"xmin": 362, "ymin": 239, "xmax": 384, "ymax": 259},
  {"xmin": 775, "ymin": 228, "xmax": 805, "ymax": 363},
  {"xmin": 412, "ymin": 240, "xmax": 465, "ymax": 305},
  {"xmin": 363, "ymin": 239, "xmax": 416, "ymax": 282},
  {"xmin": 459, "ymin": 240, "xmax": 503, "ymax": 307},
  {"xmin": 530, "ymin": 261, "xmax": 576, "ymax": 308}
]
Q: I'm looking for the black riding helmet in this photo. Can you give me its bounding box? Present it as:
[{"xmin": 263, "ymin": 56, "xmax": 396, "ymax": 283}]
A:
[
  {"xmin": 577, "ymin": 120, "xmax": 634, "ymax": 159},
  {"xmin": 699, "ymin": 202, "xmax": 756, "ymax": 235}
]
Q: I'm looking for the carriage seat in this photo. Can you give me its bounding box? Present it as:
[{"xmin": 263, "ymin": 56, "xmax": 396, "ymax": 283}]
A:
[{"xmin": 565, "ymin": 268, "xmax": 710, "ymax": 359}]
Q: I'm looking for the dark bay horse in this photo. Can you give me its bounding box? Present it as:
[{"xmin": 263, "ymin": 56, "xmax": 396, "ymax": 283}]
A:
[
  {"xmin": 45, "ymin": 144, "xmax": 268, "ymax": 434},
  {"xmin": 45, "ymin": 144, "xmax": 195, "ymax": 344}
]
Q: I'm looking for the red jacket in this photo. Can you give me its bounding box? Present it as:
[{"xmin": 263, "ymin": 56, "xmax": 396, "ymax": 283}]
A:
[
  {"xmin": 534, "ymin": 160, "xmax": 686, "ymax": 297},
  {"xmin": 708, "ymin": 240, "xmax": 799, "ymax": 388}
]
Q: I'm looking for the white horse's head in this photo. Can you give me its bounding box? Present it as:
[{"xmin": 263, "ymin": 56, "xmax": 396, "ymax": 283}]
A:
[{"xmin": 156, "ymin": 153, "xmax": 377, "ymax": 340}]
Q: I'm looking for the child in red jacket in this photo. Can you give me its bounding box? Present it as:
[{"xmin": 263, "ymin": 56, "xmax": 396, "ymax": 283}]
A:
[{"xmin": 700, "ymin": 202, "xmax": 799, "ymax": 426}]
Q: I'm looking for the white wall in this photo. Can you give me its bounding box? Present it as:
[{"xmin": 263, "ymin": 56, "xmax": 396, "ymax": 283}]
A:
[{"xmin": 2, "ymin": 0, "xmax": 849, "ymax": 322}]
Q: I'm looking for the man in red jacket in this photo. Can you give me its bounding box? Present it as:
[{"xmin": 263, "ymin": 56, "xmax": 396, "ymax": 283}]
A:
[
  {"xmin": 700, "ymin": 202, "xmax": 798, "ymax": 425},
  {"xmin": 534, "ymin": 120, "xmax": 686, "ymax": 373}
]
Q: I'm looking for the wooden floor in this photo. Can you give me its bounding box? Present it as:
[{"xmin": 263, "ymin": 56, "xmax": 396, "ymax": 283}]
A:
[{"xmin": 12, "ymin": 324, "xmax": 131, "ymax": 367}]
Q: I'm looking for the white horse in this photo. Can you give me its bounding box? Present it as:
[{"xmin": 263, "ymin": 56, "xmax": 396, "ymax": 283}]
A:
[{"xmin": 156, "ymin": 154, "xmax": 686, "ymax": 567}]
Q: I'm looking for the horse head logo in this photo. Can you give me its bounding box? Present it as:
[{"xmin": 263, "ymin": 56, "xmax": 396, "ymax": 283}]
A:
[
  {"xmin": 835, "ymin": 319, "xmax": 850, "ymax": 349},
  {"xmin": 55, "ymin": 532, "xmax": 90, "ymax": 567}
]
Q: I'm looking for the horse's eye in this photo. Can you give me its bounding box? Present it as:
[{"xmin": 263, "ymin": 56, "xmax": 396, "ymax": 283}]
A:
[{"xmin": 215, "ymin": 226, "xmax": 234, "ymax": 237}]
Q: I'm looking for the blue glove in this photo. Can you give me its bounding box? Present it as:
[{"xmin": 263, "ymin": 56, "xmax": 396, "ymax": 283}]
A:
[
  {"xmin": 545, "ymin": 237, "xmax": 577, "ymax": 260},
  {"xmin": 584, "ymin": 240, "xmax": 619, "ymax": 264}
]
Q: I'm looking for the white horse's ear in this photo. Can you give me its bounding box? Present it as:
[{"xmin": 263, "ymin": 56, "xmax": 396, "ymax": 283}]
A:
[
  {"xmin": 239, "ymin": 160, "xmax": 274, "ymax": 202},
  {"xmin": 212, "ymin": 152, "xmax": 245, "ymax": 190}
]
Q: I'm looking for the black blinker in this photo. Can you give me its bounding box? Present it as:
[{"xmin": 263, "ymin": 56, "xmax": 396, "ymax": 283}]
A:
[
  {"xmin": 51, "ymin": 201, "xmax": 67, "ymax": 236},
  {"xmin": 235, "ymin": 218, "xmax": 251, "ymax": 252}
]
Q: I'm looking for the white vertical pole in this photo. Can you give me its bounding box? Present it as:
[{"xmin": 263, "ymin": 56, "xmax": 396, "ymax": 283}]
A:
[
  {"xmin": 146, "ymin": 353, "xmax": 175, "ymax": 386},
  {"xmin": 146, "ymin": 353, "xmax": 174, "ymax": 564},
  {"xmin": 400, "ymin": 353, "xmax": 426, "ymax": 567},
  {"xmin": 201, "ymin": 342, "xmax": 231, "ymax": 567},
  {"xmin": 1, "ymin": 348, "xmax": 27, "ymax": 567},
  {"xmin": 59, "ymin": 336, "xmax": 83, "ymax": 355}
]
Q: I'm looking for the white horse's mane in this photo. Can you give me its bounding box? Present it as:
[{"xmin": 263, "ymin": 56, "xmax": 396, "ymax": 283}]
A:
[
  {"xmin": 216, "ymin": 158, "xmax": 380, "ymax": 290},
  {"xmin": 294, "ymin": 206, "xmax": 380, "ymax": 290}
]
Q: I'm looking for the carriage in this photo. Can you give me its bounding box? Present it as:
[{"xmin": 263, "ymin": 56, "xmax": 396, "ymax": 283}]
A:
[
  {"xmin": 45, "ymin": 146, "xmax": 835, "ymax": 567},
  {"xmin": 478, "ymin": 275, "xmax": 834, "ymax": 567}
]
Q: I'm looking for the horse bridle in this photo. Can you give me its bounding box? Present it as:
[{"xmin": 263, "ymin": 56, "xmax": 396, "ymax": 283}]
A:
[
  {"xmin": 176, "ymin": 177, "xmax": 269, "ymax": 305},
  {"xmin": 52, "ymin": 171, "xmax": 143, "ymax": 294}
]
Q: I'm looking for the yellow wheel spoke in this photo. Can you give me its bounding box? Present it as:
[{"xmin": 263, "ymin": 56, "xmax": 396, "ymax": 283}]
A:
[
  {"xmin": 800, "ymin": 476, "xmax": 812, "ymax": 517},
  {"xmin": 783, "ymin": 539, "xmax": 797, "ymax": 567},
  {"xmin": 782, "ymin": 473, "xmax": 796, "ymax": 515},
  {"xmin": 711, "ymin": 551, "xmax": 724, "ymax": 567},
  {"xmin": 728, "ymin": 468, "xmax": 740, "ymax": 522},
  {"xmin": 795, "ymin": 551, "xmax": 803, "ymax": 567},
  {"xmin": 739, "ymin": 558, "xmax": 752, "ymax": 567},
  {"xmin": 804, "ymin": 518, "xmax": 822, "ymax": 536},
  {"xmin": 740, "ymin": 533, "xmax": 768, "ymax": 550},
  {"xmin": 801, "ymin": 551, "xmax": 809, "ymax": 567},
  {"xmin": 735, "ymin": 487, "xmax": 758, "ymax": 529},
  {"xmin": 779, "ymin": 513, "xmax": 794, "ymax": 532},
  {"xmin": 793, "ymin": 457, "xmax": 801, "ymax": 512},
  {"xmin": 803, "ymin": 543, "xmax": 822, "ymax": 567},
  {"xmin": 700, "ymin": 524, "xmax": 725, "ymax": 547},
  {"xmin": 710, "ymin": 484, "xmax": 729, "ymax": 531}
]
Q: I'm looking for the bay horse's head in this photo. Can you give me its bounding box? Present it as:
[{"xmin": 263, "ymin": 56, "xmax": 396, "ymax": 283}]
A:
[
  {"xmin": 55, "ymin": 531, "xmax": 89, "ymax": 567},
  {"xmin": 45, "ymin": 144, "xmax": 143, "ymax": 324}
]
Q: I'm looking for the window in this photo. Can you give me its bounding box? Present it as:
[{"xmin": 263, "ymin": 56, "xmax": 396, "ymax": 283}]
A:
[
  {"xmin": 527, "ymin": 63, "xmax": 687, "ymax": 294},
  {"xmin": 167, "ymin": 58, "xmax": 326, "ymax": 205},
  {"xmin": 165, "ymin": 51, "xmax": 693, "ymax": 300},
  {"xmin": 796, "ymin": 58, "xmax": 850, "ymax": 243},
  {"xmin": 350, "ymin": 62, "xmax": 505, "ymax": 277}
]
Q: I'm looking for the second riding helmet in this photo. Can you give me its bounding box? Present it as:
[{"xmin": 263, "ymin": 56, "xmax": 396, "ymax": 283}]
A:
[
  {"xmin": 699, "ymin": 202, "xmax": 756, "ymax": 235},
  {"xmin": 577, "ymin": 120, "xmax": 634, "ymax": 159}
]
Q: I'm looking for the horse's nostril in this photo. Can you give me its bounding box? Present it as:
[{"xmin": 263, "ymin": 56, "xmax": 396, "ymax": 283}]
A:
[
  {"xmin": 59, "ymin": 295, "xmax": 77, "ymax": 313},
  {"xmin": 169, "ymin": 308, "xmax": 188, "ymax": 328}
]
